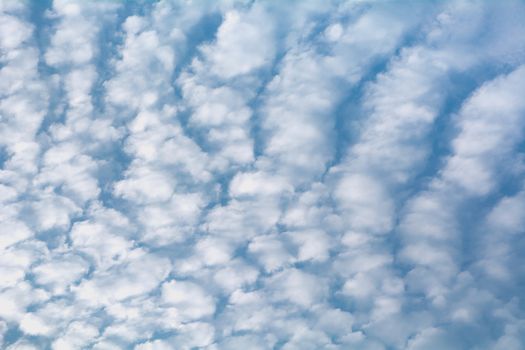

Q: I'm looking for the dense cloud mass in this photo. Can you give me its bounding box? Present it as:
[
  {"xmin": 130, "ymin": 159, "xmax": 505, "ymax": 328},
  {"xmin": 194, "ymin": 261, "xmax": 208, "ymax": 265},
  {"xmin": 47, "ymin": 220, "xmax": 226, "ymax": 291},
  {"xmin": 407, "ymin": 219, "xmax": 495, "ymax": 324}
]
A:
[{"xmin": 1, "ymin": 0, "xmax": 525, "ymax": 348}]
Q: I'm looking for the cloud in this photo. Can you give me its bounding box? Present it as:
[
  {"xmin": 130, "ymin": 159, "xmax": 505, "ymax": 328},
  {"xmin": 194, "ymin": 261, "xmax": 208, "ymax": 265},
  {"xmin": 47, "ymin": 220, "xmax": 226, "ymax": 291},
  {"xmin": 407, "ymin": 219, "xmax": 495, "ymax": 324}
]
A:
[
  {"xmin": 32, "ymin": 253, "xmax": 89, "ymax": 295},
  {"xmin": 74, "ymin": 250, "xmax": 171, "ymax": 306},
  {"xmin": 201, "ymin": 5, "xmax": 275, "ymax": 79},
  {"xmin": 2, "ymin": 0, "xmax": 525, "ymax": 349}
]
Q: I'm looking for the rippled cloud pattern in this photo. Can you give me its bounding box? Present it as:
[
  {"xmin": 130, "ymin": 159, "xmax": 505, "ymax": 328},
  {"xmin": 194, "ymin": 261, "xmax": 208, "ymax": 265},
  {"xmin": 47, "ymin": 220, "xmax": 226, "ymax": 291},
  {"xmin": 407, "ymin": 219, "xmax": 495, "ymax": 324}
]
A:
[{"xmin": 1, "ymin": 0, "xmax": 525, "ymax": 349}]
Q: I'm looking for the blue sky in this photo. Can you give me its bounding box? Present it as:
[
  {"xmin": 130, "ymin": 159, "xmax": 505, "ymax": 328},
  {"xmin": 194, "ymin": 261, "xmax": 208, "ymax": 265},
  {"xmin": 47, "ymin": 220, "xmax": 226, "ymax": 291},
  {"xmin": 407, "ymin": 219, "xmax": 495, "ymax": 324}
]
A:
[{"xmin": 1, "ymin": 0, "xmax": 525, "ymax": 349}]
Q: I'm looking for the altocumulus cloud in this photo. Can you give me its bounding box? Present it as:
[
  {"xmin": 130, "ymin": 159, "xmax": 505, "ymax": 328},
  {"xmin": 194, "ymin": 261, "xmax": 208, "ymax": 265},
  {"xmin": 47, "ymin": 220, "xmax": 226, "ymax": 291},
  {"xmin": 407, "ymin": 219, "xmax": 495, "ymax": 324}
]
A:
[{"xmin": 1, "ymin": 0, "xmax": 525, "ymax": 349}]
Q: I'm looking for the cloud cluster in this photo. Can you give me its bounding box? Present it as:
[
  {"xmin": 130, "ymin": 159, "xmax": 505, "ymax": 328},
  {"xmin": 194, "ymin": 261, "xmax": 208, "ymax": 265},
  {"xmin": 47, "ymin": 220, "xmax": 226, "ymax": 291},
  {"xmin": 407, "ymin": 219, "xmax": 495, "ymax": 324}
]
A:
[{"xmin": 1, "ymin": 0, "xmax": 525, "ymax": 349}]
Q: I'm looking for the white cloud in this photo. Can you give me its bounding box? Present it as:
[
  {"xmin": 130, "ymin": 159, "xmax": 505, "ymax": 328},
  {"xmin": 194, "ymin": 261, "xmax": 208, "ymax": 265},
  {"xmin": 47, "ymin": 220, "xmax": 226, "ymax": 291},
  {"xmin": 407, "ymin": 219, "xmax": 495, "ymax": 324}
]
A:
[
  {"xmin": 161, "ymin": 280, "xmax": 216, "ymax": 322},
  {"xmin": 19, "ymin": 313, "xmax": 54, "ymax": 336},
  {"xmin": 334, "ymin": 174, "xmax": 394, "ymax": 234},
  {"xmin": 442, "ymin": 65, "xmax": 525, "ymax": 195},
  {"xmin": 74, "ymin": 250, "xmax": 171, "ymax": 306},
  {"xmin": 0, "ymin": 14, "xmax": 32, "ymax": 50},
  {"xmin": 51, "ymin": 321, "xmax": 99, "ymax": 350},
  {"xmin": 0, "ymin": 5, "xmax": 48, "ymax": 179},
  {"xmin": 138, "ymin": 192, "xmax": 205, "ymax": 245},
  {"xmin": 70, "ymin": 219, "xmax": 133, "ymax": 270},
  {"xmin": 406, "ymin": 328, "xmax": 461, "ymax": 350},
  {"xmin": 169, "ymin": 322, "xmax": 215, "ymax": 349},
  {"xmin": 285, "ymin": 229, "xmax": 333, "ymax": 263},
  {"xmin": 0, "ymin": 220, "xmax": 32, "ymax": 250},
  {"xmin": 399, "ymin": 66, "xmax": 525, "ymax": 292},
  {"xmin": 201, "ymin": 5, "xmax": 275, "ymax": 79},
  {"xmin": 217, "ymin": 334, "xmax": 274, "ymax": 350},
  {"xmin": 32, "ymin": 254, "xmax": 89, "ymax": 295},
  {"xmin": 0, "ymin": 281, "xmax": 48, "ymax": 323},
  {"xmin": 135, "ymin": 339, "xmax": 174, "ymax": 350},
  {"xmin": 229, "ymin": 171, "xmax": 292, "ymax": 198},
  {"xmin": 114, "ymin": 165, "xmax": 175, "ymax": 204},
  {"xmin": 1, "ymin": 1, "xmax": 525, "ymax": 348},
  {"xmin": 267, "ymin": 268, "xmax": 327, "ymax": 308},
  {"xmin": 248, "ymin": 234, "xmax": 293, "ymax": 272},
  {"xmin": 213, "ymin": 259, "xmax": 259, "ymax": 292},
  {"xmin": 31, "ymin": 193, "xmax": 80, "ymax": 232},
  {"xmin": 6, "ymin": 340, "xmax": 40, "ymax": 350}
]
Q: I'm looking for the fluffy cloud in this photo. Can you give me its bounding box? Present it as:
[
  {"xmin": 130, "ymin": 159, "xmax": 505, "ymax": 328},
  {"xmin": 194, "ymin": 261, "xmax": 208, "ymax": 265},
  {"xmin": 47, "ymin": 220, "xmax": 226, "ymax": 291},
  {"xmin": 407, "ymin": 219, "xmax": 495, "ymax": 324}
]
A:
[
  {"xmin": 2, "ymin": 0, "xmax": 525, "ymax": 349},
  {"xmin": 161, "ymin": 280, "xmax": 216, "ymax": 321}
]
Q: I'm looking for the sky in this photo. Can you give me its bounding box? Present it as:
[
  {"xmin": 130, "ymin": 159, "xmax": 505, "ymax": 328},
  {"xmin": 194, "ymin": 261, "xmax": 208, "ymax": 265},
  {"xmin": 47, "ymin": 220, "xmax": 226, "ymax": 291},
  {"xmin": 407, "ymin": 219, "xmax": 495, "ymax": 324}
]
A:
[{"xmin": 1, "ymin": 0, "xmax": 525, "ymax": 349}]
